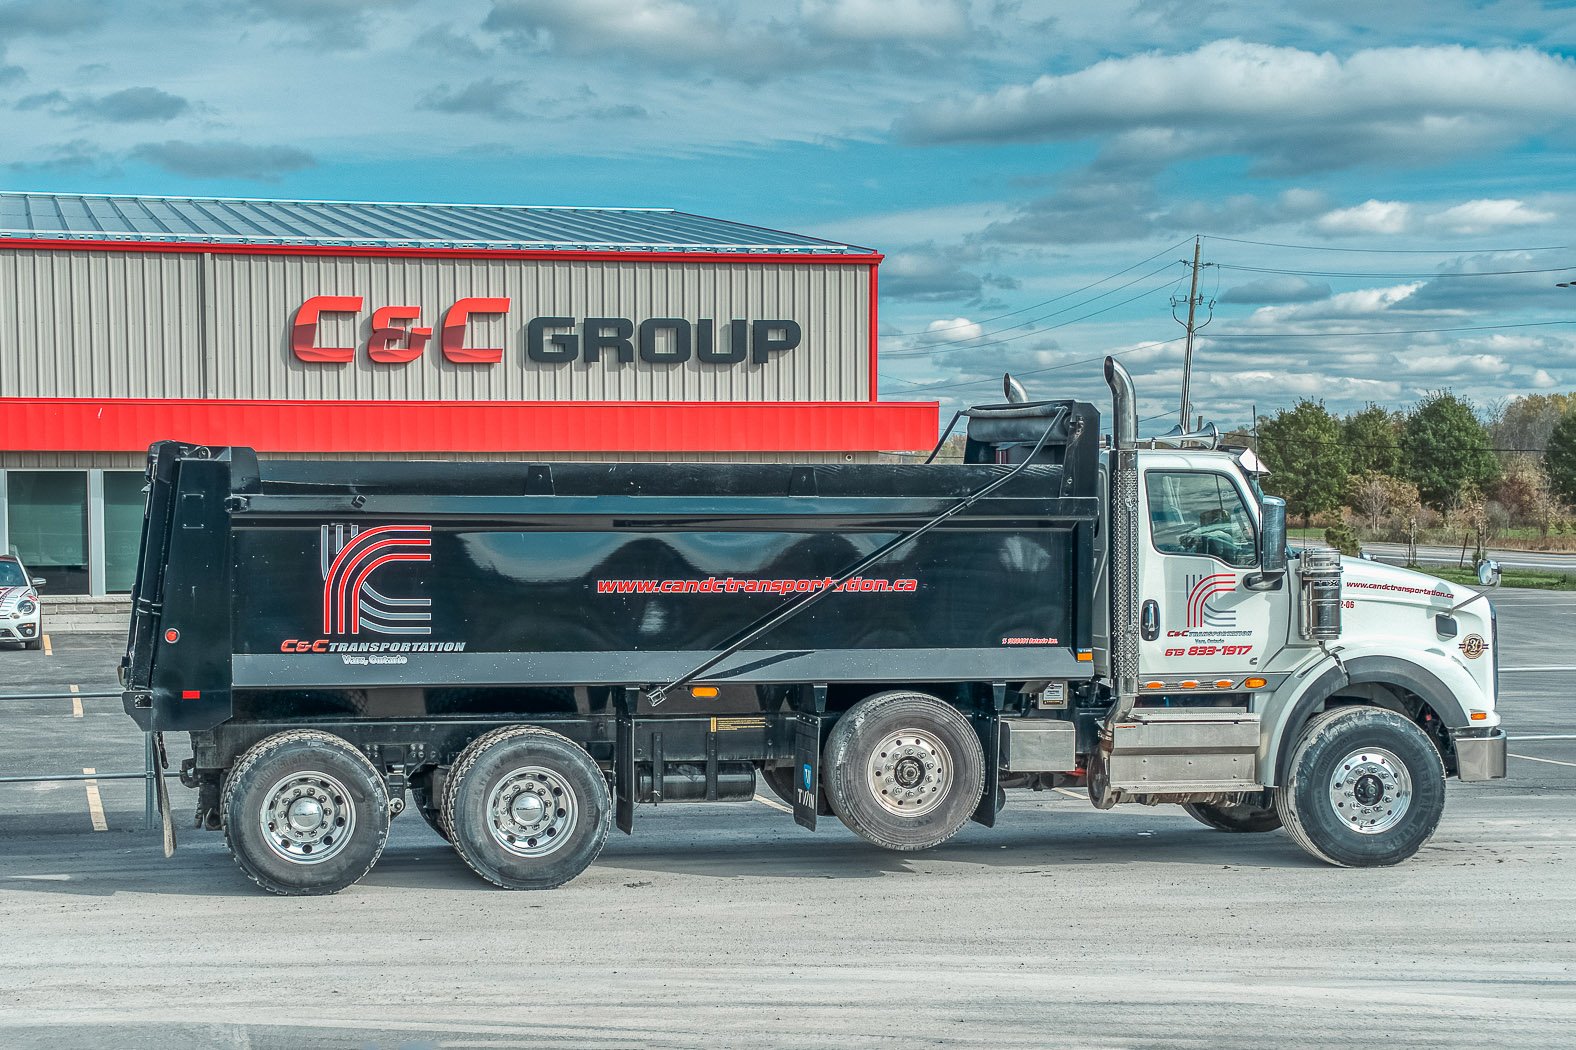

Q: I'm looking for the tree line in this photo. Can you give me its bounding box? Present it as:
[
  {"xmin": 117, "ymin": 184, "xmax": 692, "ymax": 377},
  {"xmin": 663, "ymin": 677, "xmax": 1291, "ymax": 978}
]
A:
[{"xmin": 1249, "ymin": 390, "xmax": 1576, "ymax": 549}]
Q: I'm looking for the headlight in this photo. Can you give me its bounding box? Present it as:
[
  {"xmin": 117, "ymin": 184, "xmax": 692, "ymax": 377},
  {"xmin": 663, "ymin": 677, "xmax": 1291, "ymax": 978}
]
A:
[{"xmin": 17, "ymin": 599, "xmax": 36, "ymax": 615}]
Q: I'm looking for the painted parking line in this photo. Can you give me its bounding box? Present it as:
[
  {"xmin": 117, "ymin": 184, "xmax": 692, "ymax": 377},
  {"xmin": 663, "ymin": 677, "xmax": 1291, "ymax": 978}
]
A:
[
  {"xmin": 1053, "ymin": 787, "xmax": 1086, "ymax": 800},
  {"xmin": 81, "ymin": 768, "xmax": 108, "ymax": 831},
  {"xmin": 70, "ymin": 684, "xmax": 82, "ymax": 719},
  {"xmin": 753, "ymin": 793, "xmax": 793, "ymax": 815},
  {"xmin": 1510, "ymin": 754, "xmax": 1576, "ymax": 769},
  {"xmin": 1510, "ymin": 734, "xmax": 1576, "ymax": 741},
  {"xmin": 1502, "ymin": 667, "xmax": 1576, "ymax": 673},
  {"xmin": 41, "ymin": 634, "xmax": 52, "ymax": 656}
]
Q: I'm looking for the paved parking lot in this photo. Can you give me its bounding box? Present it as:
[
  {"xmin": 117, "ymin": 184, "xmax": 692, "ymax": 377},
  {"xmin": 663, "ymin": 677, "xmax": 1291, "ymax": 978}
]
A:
[{"xmin": 1, "ymin": 590, "xmax": 1573, "ymax": 1049}]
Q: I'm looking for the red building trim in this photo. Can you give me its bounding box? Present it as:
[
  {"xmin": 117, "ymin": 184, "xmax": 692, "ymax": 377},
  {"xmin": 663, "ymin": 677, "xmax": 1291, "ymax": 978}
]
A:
[{"xmin": 1, "ymin": 398, "xmax": 937, "ymax": 455}]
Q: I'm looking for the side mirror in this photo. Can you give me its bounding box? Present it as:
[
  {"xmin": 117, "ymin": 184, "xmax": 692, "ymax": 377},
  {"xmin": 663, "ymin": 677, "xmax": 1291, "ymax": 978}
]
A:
[
  {"xmin": 30, "ymin": 577, "xmax": 46, "ymax": 589},
  {"xmin": 1476, "ymin": 559, "xmax": 1501, "ymax": 588},
  {"xmin": 1259, "ymin": 497, "xmax": 1288, "ymax": 573},
  {"xmin": 1246, "ymin": 497, "xmax": 1288, "ymax": 590}
]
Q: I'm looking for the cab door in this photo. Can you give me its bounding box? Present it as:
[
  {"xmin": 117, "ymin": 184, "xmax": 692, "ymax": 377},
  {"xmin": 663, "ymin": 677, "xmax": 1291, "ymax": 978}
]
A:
[{"xmin": 1136, "ymin": 468, "xmax": 1286, "ymax": 685}]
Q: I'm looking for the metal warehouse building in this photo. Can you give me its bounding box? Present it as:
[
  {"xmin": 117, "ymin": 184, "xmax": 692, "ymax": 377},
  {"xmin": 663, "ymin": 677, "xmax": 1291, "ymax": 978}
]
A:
[{"xmin": 0, "ymin": 192, "xmax": 934, "ymax": 599}]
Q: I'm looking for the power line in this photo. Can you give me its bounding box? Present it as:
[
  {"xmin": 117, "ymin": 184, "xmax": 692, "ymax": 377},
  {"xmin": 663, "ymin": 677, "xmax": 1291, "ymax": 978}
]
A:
[
  {"xmin": 884, "ymin": 265, "xmax": 1183, "ymax": 358},
  {"xmin": 1215, "ymin": 262, "xmax": 1576, "ymax": 279},
  {"xmin": 1205, "ymin": 234, "xmax": 1572, "ymax": 255},
  {"xmin": 882, "ymin": 237, "xmax": 1193, "ymax": 339},
  {"xmin": 879, "ymin": 334, "xmax": 1188, "ymax": 396},
  {"xmin": 1205, "ymin": 320, "xmax": 1576, "ymax": 339}
]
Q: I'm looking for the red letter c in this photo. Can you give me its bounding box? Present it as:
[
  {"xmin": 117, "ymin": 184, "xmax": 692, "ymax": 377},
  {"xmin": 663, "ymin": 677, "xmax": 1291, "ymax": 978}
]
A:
[
  {"xmin": 292, "ymin": 296, "xmax": 364, "ymax": 363},
  {"xmin": 441, "ymin": 297, "xmax": 511, "ymax": 364}
]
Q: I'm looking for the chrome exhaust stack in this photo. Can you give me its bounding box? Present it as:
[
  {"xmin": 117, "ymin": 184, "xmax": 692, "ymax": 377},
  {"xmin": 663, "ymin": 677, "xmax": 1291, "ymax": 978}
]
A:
[{"xmin": 1098, "ymin": 357, "xmax": 1141, "ymax": 802}]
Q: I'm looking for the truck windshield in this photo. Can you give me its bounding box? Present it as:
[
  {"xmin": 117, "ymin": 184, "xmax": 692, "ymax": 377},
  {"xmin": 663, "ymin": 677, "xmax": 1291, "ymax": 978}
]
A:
[
  {"xmin": 0, "ymin": 562, "xmax": 26, "ymax": 587},
  {"xmin": 1146, "ymin": 472, "xmax": 1258, "ymax": 568}
]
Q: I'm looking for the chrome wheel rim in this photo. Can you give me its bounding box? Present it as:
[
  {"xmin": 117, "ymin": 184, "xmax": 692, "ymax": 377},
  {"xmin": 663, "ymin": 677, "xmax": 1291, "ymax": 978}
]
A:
[
  {"xmin": 487, "ymin": 766, "xmax": 577, "ymax": 858},
  {"xmin": 1328, "ymin": 746, "xmax": 1412, "ymax": 835},
  {"xmin": 868, "ymin": 728, "xmax": 952, "ymax": 817},
  {"xmin": 259, "ymin": 770, "xmax": 356, "ymax": 865}
]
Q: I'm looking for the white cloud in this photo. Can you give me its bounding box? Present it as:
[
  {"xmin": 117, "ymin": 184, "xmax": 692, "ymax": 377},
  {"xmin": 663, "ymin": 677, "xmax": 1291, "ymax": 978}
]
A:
[
  {"xmin": 925, "ymin": 317, "xmax": 984, "ymax": 342},
  {"xmin": 1427, "ymin": 198, "xmax": 1557, "ymax": 234},
  {"xmin": 800, "ymin": 0, "xmax": 967, "ymax": 42},
  {"xmin": 1315, "ymin": 199, "xmax": 1414, "ymax": 235},
  {"xmin": 899, "ymin": 40, "xmax": 1576, "ymax": 172}
]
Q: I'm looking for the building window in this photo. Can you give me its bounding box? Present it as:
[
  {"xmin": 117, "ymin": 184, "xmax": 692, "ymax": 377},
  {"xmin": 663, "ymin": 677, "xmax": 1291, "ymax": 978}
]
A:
[
  {"xmin": 7, "ymin": 471, "xmax": 89, "ymax": 595},
  {"xmin": 103, "ymin": 471, "xmax": 146, "ymax": 595}
]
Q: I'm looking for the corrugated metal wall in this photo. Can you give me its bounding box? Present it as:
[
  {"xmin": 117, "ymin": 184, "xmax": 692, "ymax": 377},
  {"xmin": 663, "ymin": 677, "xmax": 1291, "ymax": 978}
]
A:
[
  {"xmin": 2, "ymin": 248, "xmax": 870, "ymax": 402},
  {"xmin": 1, "ymin": 249, "xmax": 206, "ymax": 397}
]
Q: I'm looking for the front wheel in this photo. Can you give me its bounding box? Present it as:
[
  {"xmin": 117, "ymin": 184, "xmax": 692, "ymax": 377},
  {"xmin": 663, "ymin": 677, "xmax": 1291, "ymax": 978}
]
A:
[
  {"xmin": 822, "ymin": 690, "xmax": 984, "ymax": 852},
  {"xmin": 1275, "ymin": 707, "xmax": 1446, "ymax": 867},
  {"xmin": 221, "ymin": 731, "xmax": 391, "ymax": 896}
]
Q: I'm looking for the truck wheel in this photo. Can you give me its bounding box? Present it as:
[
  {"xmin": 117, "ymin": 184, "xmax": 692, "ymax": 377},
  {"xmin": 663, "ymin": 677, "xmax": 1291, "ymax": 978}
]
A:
[
  {"xmin": 1183, "ymin": 797, "xmax": 1282, "ymax": 833},
  {"xmin": 822, "ymin": 691, "xmax": 984, "ymax": 852},
  {"xmin": 221, "ymin": 731, "xmax": 391, "ymax": 896},
  {"xmin": 411, "ymin": 784, "xmax": 451, "ymax": 842},
  {"xmin": 1275, "ymin": 706, "xmax": 1446, "ymax": 867},
  {"xmin": 758, "ymin": 763, "xmax": 832, "ymax": 815},
  {"xmin": 443, "ymin": 726, "xmax": 611, "ymax": 890}
]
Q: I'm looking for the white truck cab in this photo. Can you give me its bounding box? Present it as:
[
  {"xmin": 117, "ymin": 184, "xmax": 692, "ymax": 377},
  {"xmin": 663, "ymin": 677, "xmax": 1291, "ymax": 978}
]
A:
[{"xmin": 1092, "ymin": 359, "xmax": 1505, "ymax": 866}]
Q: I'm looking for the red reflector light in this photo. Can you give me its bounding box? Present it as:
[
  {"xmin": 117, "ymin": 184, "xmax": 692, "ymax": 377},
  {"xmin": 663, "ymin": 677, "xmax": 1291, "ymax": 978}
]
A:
[
  {"xmin": 164, "ymin": 628, "xmax": 180, "ymax": 643},
  {"xmin": 181, "ymin": 689, "xmax": 201, "ymax": 700}
]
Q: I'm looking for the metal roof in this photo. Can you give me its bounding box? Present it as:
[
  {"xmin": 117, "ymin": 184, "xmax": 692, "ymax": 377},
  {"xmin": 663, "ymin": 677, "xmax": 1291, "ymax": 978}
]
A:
[{"xmin": 0, "ymin": 191, "xmax": 871, "ymax": 254}]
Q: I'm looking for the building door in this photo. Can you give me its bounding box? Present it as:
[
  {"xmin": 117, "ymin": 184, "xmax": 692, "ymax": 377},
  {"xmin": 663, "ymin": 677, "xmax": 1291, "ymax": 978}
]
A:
[{"xmin": 6, "ymin": 471, "xmax": 90, "ymax": 594}]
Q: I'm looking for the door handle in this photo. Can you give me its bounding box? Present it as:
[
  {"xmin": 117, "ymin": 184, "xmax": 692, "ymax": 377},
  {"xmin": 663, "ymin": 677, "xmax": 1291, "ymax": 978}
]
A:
[{"xmin": 1141, "ymin": 599, "xmax": 1159, "ymax": 641}]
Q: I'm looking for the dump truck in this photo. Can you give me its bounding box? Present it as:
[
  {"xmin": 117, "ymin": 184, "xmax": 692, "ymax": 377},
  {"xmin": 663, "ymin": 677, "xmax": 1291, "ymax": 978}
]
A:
[{"xmin": 120, "ymin": 359, "xmax": 1507, "ymax": 895}]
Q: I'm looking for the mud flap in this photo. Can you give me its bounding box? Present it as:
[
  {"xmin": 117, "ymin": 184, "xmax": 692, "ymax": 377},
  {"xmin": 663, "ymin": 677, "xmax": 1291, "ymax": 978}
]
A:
[
  {"xmin": 615, "ymin": 708, "xmax": 635, "ymax": 835},
  {"xmin": 971, "ymin": 709, "xmax": 1002, "ymax": 828},
  {"xmin": 153, "ymin": 732, "xmax": 176, "ymax": 857},
  {"xmin": 792, "ymin": 713, "xmax": 823, "ymax": 830}
]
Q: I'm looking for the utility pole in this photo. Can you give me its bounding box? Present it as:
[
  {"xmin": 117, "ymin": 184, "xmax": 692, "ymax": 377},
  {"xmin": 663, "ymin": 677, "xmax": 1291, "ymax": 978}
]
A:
[{"xmin": 1178, "ymin": 237, "xmax": 1202, "ymax": 430}]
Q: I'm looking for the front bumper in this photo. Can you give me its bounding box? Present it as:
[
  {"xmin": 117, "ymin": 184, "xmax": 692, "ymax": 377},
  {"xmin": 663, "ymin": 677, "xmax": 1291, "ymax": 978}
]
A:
[
  {"xmin": 0, "ymin": 619, "xmax": 40, "ymax": 640},
  {"xmin": 1454, "ymin": 728, "xmax": 1508, "ymax": 782}
]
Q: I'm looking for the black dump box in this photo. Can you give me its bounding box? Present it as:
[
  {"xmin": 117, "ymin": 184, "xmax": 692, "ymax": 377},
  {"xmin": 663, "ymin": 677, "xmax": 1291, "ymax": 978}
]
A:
[{"xmin": 122, "ymin": 399, "xmax": 1100, "ymax": 734}]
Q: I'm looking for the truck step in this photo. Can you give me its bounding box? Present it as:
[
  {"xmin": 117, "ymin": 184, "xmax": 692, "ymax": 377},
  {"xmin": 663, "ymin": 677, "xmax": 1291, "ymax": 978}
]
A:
[{"xmin": 1105, "ymin": 712, "xmax": 1260, "ymax": 794}]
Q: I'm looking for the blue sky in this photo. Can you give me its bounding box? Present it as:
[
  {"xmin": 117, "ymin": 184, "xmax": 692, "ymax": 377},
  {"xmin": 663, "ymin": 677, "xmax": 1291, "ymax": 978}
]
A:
[{"xmin": 3, "ymin": 0, "xmax": 1574, "ymax": 429}]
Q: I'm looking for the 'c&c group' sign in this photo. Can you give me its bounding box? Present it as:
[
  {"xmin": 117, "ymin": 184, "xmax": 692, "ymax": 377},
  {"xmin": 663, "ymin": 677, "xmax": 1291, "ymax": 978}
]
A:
[{"xmin": 292, "ymin": 296, "xmax": 803, "ymax": 367}]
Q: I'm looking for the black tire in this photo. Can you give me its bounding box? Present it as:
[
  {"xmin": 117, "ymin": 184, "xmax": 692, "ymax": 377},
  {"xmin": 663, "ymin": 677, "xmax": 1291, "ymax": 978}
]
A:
[
  {"xmin": 1275, "ymin": 706, "xmax": 1446, "ymax": 867},
  {"xmin": 221, "ymin": 730, "xmax": 391, "ymax": 896},
  {"xmin": 22, "ymin": 634, "xmax": 42, "ymax": 651},
  {"xmin": 411, "ymin": 782, "xmax": 451, "ymax": 842},
  {"xmin": 1184, "ymin": 796, "xmax": 1282, "ymax": 833},
  {"xmin": 822, "ymin": 690, "xmax": 984, "ymax": 852},
  {"xmin": 758, "ymin": 762, "xmax": 832, "ymax": 815},
  {"xmin": 443, "ymin": 726, "xmax": 611, "ymax": 890}
]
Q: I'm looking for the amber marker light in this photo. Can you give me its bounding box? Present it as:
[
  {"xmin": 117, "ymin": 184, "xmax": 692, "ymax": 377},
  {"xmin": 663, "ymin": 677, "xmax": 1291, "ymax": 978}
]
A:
[
  {"xmin": 1470, "ymin": 711, "xmax": 1488, "ymax": 721},
  {"xmin": 690, "ymin": 686, "xmax": 720, "ymax": 699},
  {"xmin": 1143, "ymin": 681, "xmax": 1164, "ymax": 690},
  {"xmin": 1215, "ymin": 680, "xmax": 1234, "ymax": 689},
  {"xmin": 1076, "ymin": 651, "xmax": 1093, "ymax": 662},
  {"xmin": 1244, "ymin": 677, "xmax": 1268, "ymax": 690},
  {"xmin": 1180, "ymin": 680, "xmax": 1199, "ymax": 689}
]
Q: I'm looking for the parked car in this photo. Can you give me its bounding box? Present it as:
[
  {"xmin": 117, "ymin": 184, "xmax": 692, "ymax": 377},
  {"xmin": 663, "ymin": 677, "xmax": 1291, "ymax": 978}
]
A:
[{"xmin": 0, "ymin": 555, "xmax": 45, "ymax": 650}]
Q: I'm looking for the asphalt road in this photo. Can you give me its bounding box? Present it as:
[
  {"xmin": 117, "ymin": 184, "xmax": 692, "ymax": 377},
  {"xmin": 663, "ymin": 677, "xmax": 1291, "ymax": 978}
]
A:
[
  {"xmin": 1, "ymin": 591, "xmax": 1573, "ymax": 1049},
  {"xmin": 1362, "ymin": 540, "xmax": 1576, "ymax": 572}
]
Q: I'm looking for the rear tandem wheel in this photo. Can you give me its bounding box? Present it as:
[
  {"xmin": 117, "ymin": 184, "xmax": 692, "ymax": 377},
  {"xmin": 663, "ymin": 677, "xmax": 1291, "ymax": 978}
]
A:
[
  {"xmin": 441, "ymin": 725, "xmax": 612, "ymax": 889},
  {"xmin": 221, "ymin": 730, "xmax": 392, "ymax": 896},
  {"xmin": 821, "ymin": 690, "xmax": 985, "ymax": 852}
]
